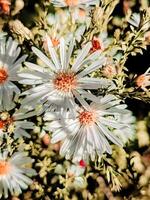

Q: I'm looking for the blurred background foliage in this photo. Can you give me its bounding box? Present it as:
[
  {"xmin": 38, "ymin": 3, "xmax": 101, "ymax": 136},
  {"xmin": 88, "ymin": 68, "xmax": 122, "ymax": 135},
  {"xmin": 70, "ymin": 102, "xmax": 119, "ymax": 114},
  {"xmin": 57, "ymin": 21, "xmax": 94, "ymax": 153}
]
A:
[{"xmin": 0, "ymin": 0, "xmax": 150, "ymax": 200}]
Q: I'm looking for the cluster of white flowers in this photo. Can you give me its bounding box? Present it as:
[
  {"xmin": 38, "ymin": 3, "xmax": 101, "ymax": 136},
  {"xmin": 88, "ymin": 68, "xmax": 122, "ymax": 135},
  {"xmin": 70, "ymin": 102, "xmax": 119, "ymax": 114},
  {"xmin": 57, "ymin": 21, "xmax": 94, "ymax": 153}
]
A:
[
  {"xmin": 0, "ymin": 34, "xmax": 36, "ymax": 197},
  {"xmin": 18, "ymin": 34, "xmax": 135, "ymax": 163}
]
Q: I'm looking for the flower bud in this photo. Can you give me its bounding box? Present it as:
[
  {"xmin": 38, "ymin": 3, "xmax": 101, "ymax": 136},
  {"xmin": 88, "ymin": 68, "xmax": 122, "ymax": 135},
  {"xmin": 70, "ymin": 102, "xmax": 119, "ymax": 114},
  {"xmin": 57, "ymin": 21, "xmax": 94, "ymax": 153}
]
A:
[
  {"xmin": 33, "ymin": 126, "xmax": 41, "ymax": 134},
  {"xmin": 144, "ymin": 31, "xmax": 150, "ymax": 44},
  {"xmin": 102, "ymin": 65, "xmax": 117, "ymax": 78},
  {"xmin": 42, "ymin": 133, "xmax": 51, "ymax": 146},
  {"xmin": 11, "ymin": 197, "xmax": 20, "ymax": 200},
  {"xmin": 130, "ymin": 151, "xmax": 145, "ymax": 173},
  {"xmin": 0, "ymin": 112, "xmax": 9, "ymax": 120},
  {"xmin": 11, "ymin": 0, "xmax": 24, "ymax": 16}
]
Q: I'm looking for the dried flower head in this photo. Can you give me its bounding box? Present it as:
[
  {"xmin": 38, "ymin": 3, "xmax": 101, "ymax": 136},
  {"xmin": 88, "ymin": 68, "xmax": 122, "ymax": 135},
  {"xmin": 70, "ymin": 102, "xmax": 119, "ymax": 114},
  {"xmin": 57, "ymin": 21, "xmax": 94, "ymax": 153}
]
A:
[
  {"xmin": 136, "ymin": 67, "xmax": 150, "ymax": 91},
  {"xmin": 102, "ymin": 64, "xmax": 117, "ymax": 78}
]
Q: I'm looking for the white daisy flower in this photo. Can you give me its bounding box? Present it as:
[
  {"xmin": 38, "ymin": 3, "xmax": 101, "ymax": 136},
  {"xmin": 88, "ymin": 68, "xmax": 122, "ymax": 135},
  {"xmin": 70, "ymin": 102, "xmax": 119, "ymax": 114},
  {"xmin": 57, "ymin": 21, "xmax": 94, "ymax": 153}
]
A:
[
  {"xmin": 19, "ymin": 37, "xmax": 111, "ymax": 113},
  {"xmin": 46, "ymin": 10, "xmax": 69, "ymax": 42},
  {"xmin": 71, "ymin": 7, "xmax": 91, "ymax": 28},
  {"xmin": 51, "ymin": 0, "xmax": 99, "ymax": 8},
  {"xmin": 0, "ymin": 37, "xmax": 27, "ymax": 111},
  {"xmin": 44, "ymin": 94, "xmax": 130, "ymax": 162},
  {"xmin": 72, "ymin": 8, "xmax": 89, "ymax": 23},
  {"xmin": 0, "ymin": 108, "xmax": 35, "ymax": 139},
  {"xmin": 47, "ymin": 9, "xmax": 70, "ymax": 26},
  {"xmin": 0, "ymin": 151, "xmax": 36, "ymax": 198},
  {"xmin": 46, "ymin": 10, "xmax": 88, "ymax": 43}
]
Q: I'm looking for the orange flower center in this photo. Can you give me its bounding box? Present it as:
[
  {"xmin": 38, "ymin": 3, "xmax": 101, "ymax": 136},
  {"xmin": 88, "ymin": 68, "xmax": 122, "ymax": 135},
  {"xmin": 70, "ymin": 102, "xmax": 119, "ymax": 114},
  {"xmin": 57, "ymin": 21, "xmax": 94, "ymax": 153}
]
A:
[
  {"xmin": 51, "ymin": 38, "xmax": 60, "ymax": 47},
  {"xmin": 0, "ymin": 0, "xmax": 10, "ymax": 14},
  {"xmin": 65, "ymin": 0, "xmax": 78, "ymax": 6},
  {"xmin": 0, "ymin": 68, "xmax": 8, "ymax": 84},
  {"xmin": 0, "ymin": 160, "xmax": 11, "ymax": 175},
  {"xmin": 79, "ymin": 160, "xmax": 86, "ymax": 167},
  {"xmin": 0, "ymin": 120, "xmax": 5, "ymax": 129},
  {"xmin": 79, "ymin": 111, "xmax": 96, "ymax": 126},
  {"xmin": 0, "ymin": 117, "xmax": 14, "ymax": 131},
  {"xmin": 91, "ymin": 38, "xmax": 104, "ymax": 53},
  {"xmin": 53, "ymin": 72, "xmax": 77, "ymax": 93},
  {"xmin": 79, "ymin": 9, "xmax": 86, "ymax": 17}
]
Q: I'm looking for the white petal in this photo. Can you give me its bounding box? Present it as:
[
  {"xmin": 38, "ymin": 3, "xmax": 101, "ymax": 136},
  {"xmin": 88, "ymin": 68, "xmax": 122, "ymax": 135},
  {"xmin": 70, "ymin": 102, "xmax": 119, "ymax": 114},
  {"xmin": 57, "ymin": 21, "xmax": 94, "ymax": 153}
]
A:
[
  {"xmin": 72, "ymin": 42, "xmax": 91, "ymax": 72},
  {"xmin": 32, "ymin": 47, "xmax": 56, "ymax": 71}
]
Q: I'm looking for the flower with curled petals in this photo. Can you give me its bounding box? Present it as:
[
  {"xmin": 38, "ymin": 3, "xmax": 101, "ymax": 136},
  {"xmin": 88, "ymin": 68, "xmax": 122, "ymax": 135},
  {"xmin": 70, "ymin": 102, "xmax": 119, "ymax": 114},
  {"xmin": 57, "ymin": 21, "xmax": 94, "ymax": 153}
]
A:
[
  {"xmin": 44, "ymin": 95, "xmax": 131, "ymax": 162},
  {"xmin": 19, "ymin": 37, "xmax": 111, "ymax": 113}
]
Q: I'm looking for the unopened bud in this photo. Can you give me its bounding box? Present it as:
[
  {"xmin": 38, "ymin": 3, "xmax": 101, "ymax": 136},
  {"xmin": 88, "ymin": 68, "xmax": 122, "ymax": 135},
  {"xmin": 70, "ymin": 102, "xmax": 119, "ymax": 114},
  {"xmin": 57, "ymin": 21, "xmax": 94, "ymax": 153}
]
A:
[
  {"xmin": 11, "ymin": 197, "xmax": 20, "ymax": 200},
  {"xmin": 42, "ymin": 133, "xmax": 51, "ymax": 146},
  {"xmin": 130, "ymin": 151, "xmax": 145, "ymax": 173},
  {"xmin": 137, "ymin": 121, "xmax": 150, "ymax": 147},
  {"xmin": 11, "ymin": 0, "xmax": 24, "ymax": 16},
  {"xmin": 102, "ymin": 65, "xmax": 117, "ymax": 78},
  {"xmin": 144, "ymin": 31, "xmax": 150, "ymax": 44},
  {"xmin": 0, "ymin": 112, "xmax": 9, "ymax": 120}
]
